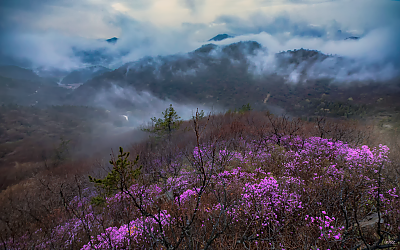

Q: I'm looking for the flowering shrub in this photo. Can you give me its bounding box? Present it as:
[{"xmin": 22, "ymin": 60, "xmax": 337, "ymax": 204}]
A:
[{"xmin": 2, "ymin": 123, "xmax": 399, "ymax": 249}]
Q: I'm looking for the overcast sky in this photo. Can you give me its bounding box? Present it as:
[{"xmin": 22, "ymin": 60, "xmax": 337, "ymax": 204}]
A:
[
  {"xmin": 1, "ymin": 0, "xmax": 399, "ymax": 38},
  {"xmin": 0, "ymin": 0, "xmax": 399, "ymax": 70}
]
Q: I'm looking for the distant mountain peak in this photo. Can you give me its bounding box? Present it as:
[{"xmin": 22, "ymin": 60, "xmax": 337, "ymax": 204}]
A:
[
  {"xmin": 106, "ymin": 37, "xmax": 118, "ymax": 44},
  {"xmin": 345, "ymin": 36, "xmax": 360, "ymax": 40},
  {"xmin": 208, "ymin": 34, "xmax": 233, "ymax": 42}
]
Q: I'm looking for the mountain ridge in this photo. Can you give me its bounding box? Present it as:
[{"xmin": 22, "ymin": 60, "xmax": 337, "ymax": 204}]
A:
[
  {"xmin": 208, "ymin": 34, "xmax": 234, "ymax": 41},
  {"xmin": 68, "ymin": 41, "xmax": 400, "ymax": 117}
]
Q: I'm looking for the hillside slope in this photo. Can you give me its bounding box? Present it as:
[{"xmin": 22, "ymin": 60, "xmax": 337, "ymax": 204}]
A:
[{"xmin": 69, "ymin": 42, "xmax": 400, "ymax": 117}]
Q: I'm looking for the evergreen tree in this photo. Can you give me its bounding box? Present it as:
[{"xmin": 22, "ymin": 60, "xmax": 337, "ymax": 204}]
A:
[
  {"xmin": 239, "ymin": 103, "xmax": 252, "ymax": 113},
  {"xmin": 142, "ymin": 104, "xmax": 183, "ymax": 166},
  {"xmin": 89, "ymin": 147, "xmax": 141, "ymax": 205},
  {"xmin": 142, "ymin": 104, "xmax": 182, "ymax": 140}
]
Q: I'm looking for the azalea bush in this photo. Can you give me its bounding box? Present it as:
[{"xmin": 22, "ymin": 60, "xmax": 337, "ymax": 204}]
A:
[{"xmin": 1, "ymin": 112, "xmax": 399, "ymax": 250}]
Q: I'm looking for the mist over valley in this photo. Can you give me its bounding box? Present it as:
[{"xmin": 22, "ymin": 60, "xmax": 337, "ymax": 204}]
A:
[{"xmin": 1, "ymin": 1, "xmax": 400, "ymax": 249}]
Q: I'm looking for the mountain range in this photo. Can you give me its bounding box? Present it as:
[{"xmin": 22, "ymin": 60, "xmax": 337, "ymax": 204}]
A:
[
  {"xmin": 1, "ymin": 35, "xmax": 399, "ymax": 118},
  {"xmin": 69, "ymin": 40, "xmax": 400, "ymax": 116}
]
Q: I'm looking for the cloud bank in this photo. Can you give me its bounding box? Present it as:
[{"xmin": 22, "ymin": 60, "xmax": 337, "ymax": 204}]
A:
[
  {"xmin": 236, "ymin": 26, "xmax": 400, "ymax": 83},
  {"xmin": 0, "ymin": 0, "xmax": 399, "ymax": 83}
]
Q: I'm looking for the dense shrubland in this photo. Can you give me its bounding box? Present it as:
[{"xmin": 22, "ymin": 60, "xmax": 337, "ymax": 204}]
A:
[{"xmin": 0, "ymin": 109, "xmax": 399, "ymax": 250}]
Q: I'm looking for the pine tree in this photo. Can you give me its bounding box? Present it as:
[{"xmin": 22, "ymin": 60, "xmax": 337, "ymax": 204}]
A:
[
  {"xmin": 89, "ymin": 147, "xmax": 141, "ymax": 205},
  {"xmin": 239, "ymin": 103, "xmax": 252, "ymax": 113},
  {"xmin": 142, "ymin": 104, "xmax": 183, "ymax": 166},
  {"xmin": 142, "ymin": 104, "xmax": 182, "ymax": 140}
]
